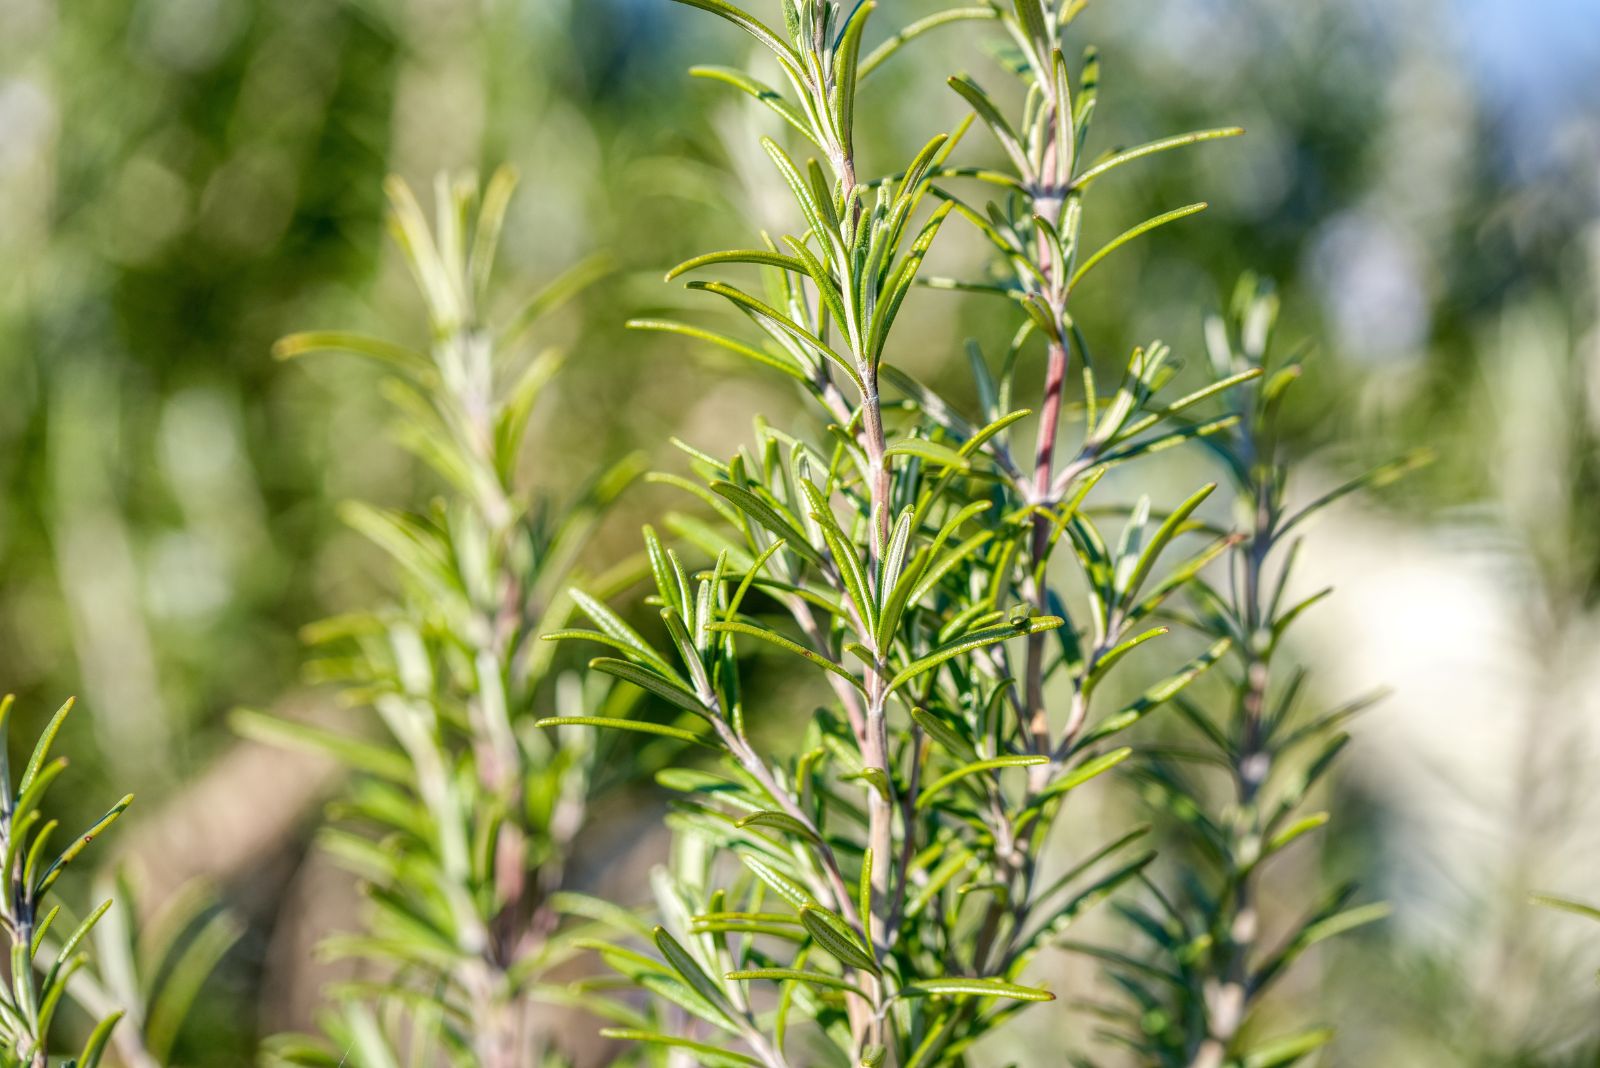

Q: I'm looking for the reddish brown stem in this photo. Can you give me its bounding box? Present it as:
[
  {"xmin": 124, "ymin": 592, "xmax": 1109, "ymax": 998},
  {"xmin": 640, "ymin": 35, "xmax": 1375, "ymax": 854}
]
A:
[{"xmin": 1024, "ymin": 338, "xmax": 1070, "ymax": 756}]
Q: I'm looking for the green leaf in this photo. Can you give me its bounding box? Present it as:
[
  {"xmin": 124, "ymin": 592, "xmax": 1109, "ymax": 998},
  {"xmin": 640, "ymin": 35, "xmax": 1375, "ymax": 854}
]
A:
[
  {"xmin": 627, "ymin": 318, "xmax": 808, "ymax": 381},
  {"xmin": 688, "ymin": 280, "xmax": 862, "ymax": 390},
  {"xmin": 1073, "ymin": 637, "xmax": 1230, "ymax": 750},
  {"xmin": 534, "ymin": 716, "xmax": 712, "ymax": 747},
  {"xmin": 668, "ymin": 0, "xmax": 797, "ymax": 62},
  {"xmin": 1295, "ymin": 902, "xmax": 1391, "ymax": 948},
  {"xmin": 588, "ymin": 658, "xmax": 709, "ymax": 717},
  {"xmin": 901, "ymin": 977, "xmax": 1054, "ymax": 1001},
  {"xmin": 800, "ymin": 905, "xmax": 878, "ymax": 974},
  {"xmin": 469, "ymin": 165, "xmax": 517, "ymax": 304},
  {"xmin": 844, "ymin": 766, "xmax": 892, "ymax": 802},
  {"xmin": 1117, "ymin": 482, "xmax": 1216, "ymax": 601},
  {"xmin": 947, "ymin": 75, "xmax": 1031, "ymax": 176},
  {"xmin": 833, "ymin": 1, "xmax": 875, "ymax": 150},
  {"xmin": 690, "ymin": 66, "xmax": 819, "ymax": 147},
  {"xmin": 889, "ymin": 616, "xmax": 1062, "ymax": 692},
  {"xmin": 885, "ymin": 438, "xmax": 969, "ymax": 469},
  {"xmin": 1252, "ymin": 899, "xmax": 1389, "ymax": 995},
  {"xmin": 1111, "ymin": 367, "xmax": 1262, "ymax": 442},
  {"xmin": 726, "ymin": 968, "xmax": 867, "ymax": 997},
  {"xmin": 1087, "ymin": 628, "xmax": 1168, "ymax": 689},
  {"xmin": 76, "ymin": 1010, "xmax": 125, "ymax": 1068},
  {"xmin": 1264, "ymin": 812, "xmax": 1330, "ymax": 857},
  {"xmin": 1277, "ymin": 449, "xmax": 1433, "ymax": 538},
  {"xmin": 709, "ymin": 621, "xmax": 867, "ymax": 693},
  {"xmin": 272, "ymin": 332, "xmax": 435, "ymax": 382},
  {"xmin": 909, "ymin": 706, "xmax": 977, "ymax": 761},
  {"xmin": 711, "ymin": 482, "xmax": 827, "ymax": 568},
  {"xmin": 860, "ymin": 8, "xmax": 1000, "ymax": 80},
  {"xmin": 599, "ymin": 1029, "xmax": 761, "ymax": 1067},
  {"xmin": 1068, "ymin": 203, "xmax": 1209, "ymax": 293},
  {"xmin": 666, "ymin": 248, "xmax": 810, "ymax": 282},
  {"xmin": 653, "ymin": 927, "xmax": 734, "ymax": 1022},
  {"xmin": 735, "ymin": 810, "xmax": 821, "ymax": 841},
  {"xmin": 1071, "ymin": 127, "xmax": 1245, "ymax": 189},
  {"xmin": 1013, "ymin": 0, "xmax": 1050, "ymax": 45},
  {"xmin": 1531, "ymin": 894, "xmax": 1600, "ymax": 923},
  {"xmin": 867, "ymin": 202, "xmax": 956, "ymax": 363},
  {"xmin": 21, "ymin": 697, "xmax": 73, "ymax": 795},
  {"xmin": 230, "ymin": 708, "xmax": 412, "ymax": 781},
  {"xmin": 917, "ymin": 756, "xmax": 1048, "ymax": 810},
  {"xmin": 141, "ymin": 902, "xmax": 244, "ymax": 1062},
  {"xmin": 1242, "ymin": 1029, "xmax": 1334, "ymax": 1068},
  {"xmin": 1052, "ymin": 47, "xmax": 1074, "ymax": 179},
  {"xmin": 1035, "ymin": 747, "xmax": 1131, "ymax": 803},
  {"xmin": 741, "ymin": 854, "xmax": 813, "ymax": 909},
  {"xmin": 36, "ymin": 794, "xmax": 132, "ymax": 895},
  {"xmin": 500, "ymin": 253, "xmax": 614, "ymax": 346}
]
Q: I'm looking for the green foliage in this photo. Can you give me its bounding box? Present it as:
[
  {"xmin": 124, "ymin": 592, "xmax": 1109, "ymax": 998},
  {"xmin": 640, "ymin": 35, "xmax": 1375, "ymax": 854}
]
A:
[
  {"xmin": 544, "ymin": 3, "xmax": 1307, "ymax": 1065},
  {"xmin": 1095, "ymin": 278, "xmax": 1402, "ymax": 1065},
  {"xmin": 0, "ymin": 696, "xmax": 129, "ymax": 1068},
  {"xmin": 66, "ymin": 872, "xmax": 242, "ymax": 1068},
  {"xmin": 245, "ymin": 171, "xmax": 644, "ymax": 1068}
]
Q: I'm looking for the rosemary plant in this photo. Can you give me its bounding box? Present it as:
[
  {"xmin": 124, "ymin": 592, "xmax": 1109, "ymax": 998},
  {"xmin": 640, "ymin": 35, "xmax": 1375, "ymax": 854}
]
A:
[
  {"xmin": 554, "ymin": 2, "xmax": 1266, "ymax": 1065},
  {"xmin": 1102, "ymin": 280, "xmax": 1415, "ymax": 1065},
  {"xmin": 0, "ymin": 696, "xmax": 132, "ymax": 1068},
  {"xmin": 240, "ymin": 170, "xmax": 644, "ymax": 1068}
]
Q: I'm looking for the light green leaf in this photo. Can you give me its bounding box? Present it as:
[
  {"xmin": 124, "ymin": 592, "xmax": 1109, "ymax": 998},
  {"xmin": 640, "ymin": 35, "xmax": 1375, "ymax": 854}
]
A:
[
  {"xmin": 1068, "ymin": 203, "xmax": 1209, "ymax": 293},
  {"xmin": 230, "ymin": 708, "xmax": 411, "ymax": 782},
  {"xmin": 668, "ymin": 0, "xmax": 797, "ymax": 61},
  {"xmin": 889, "ymin": 616, "xmax": 1063, "ymax": 692},
  {"xmin": 800, "ymin": 905, "xmax": 878, "ymax": 974},
  {"xmin": 534, "ymin": 716, "xmax": 712, "ymax": 747},
  {"xmin": 726, "ymin": 968, "xmax": 867, "ymax": 997},
  {"xmin": 1071, "ymin": 127, "xmax": 1245, "ymax": 190},
  {"xmin": 901, "ymin": 977, "xmax": 1054, "ymax": 1001},
  {"xmin": 588, "ymin": 658, "xmax": 709, "ymax": 717},
  {"xmin": 709, "ymin": 621, "xmax": 866, "ymax": 693},
  {"xmin": 917, "ymin": 756, "xmax": 1047, "ymax": 810},
  {"xmin": 599, "ymin": 1029, "xmax": 761, "ymax": 1067}
]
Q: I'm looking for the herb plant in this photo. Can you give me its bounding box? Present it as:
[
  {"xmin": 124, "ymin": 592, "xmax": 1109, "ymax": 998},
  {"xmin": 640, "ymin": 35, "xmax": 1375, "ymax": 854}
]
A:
[
  {"xmin": 0, "ymin": 696, "xmax": 131, "ymax": 1068},
  {"xmin": 241, "ymin": 170, "xmax": 644, "ymax": 1068},
  {"xmin": 1100, "ymin": 279, "xmax": 1412, "ymax": 1065},
  {"xmin": 549, "ymin": 2, "xmax": 1294, "ymax": 1066}
]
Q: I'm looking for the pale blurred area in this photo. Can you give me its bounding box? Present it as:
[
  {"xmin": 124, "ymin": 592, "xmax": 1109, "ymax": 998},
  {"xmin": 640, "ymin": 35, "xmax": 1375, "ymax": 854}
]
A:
[{"xmin": 2, "ymin": 0, "xmax": 1598, "ymax": 1063}]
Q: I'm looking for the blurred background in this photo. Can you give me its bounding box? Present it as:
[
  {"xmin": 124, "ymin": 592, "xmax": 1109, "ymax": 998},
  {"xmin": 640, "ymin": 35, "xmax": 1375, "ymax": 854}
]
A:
[{"xmin": 1, "ymin": 0, "xmax": 1598, "ymax": 1063}]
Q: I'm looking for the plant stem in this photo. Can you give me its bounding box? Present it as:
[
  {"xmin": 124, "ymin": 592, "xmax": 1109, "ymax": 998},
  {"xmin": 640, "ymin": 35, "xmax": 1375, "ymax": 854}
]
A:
[
  {"xmin": 1025, "ymin": 338, "xmax": 1071, "ymax": 763},
  {"xmin": 859, "ymin": 378, "xmax": 896, "ymax": 1057},
  {"xmin": 1191, "ymin": 446, "xmax": 1275, "ymax": 1068}
]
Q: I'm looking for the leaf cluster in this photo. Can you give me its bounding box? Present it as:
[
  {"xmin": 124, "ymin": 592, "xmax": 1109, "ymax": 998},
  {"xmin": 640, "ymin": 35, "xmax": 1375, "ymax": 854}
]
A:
[{"xmin": 0, "ymin": 697, "xmax": 131, "ymax": 1068}]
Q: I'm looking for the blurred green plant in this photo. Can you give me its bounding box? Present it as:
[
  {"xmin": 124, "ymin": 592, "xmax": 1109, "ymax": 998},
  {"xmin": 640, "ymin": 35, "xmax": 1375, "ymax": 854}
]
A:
[
  {"xmin": 1087, "ymin": 279, "xmax": 1419, "ymax": 1065},
  {"xmin": 235, "ymin": 170, "xmax": 645, "ymax": 1068},
  {"xmin": 66, "ymin": 872, "xmax": 242, "ymax": 1068},
  {"xmin": 542, "ymin": 2, "xmax": 1298, "ymax": 1065},
  {"xmin": 1531, "ymin": 894, "xmax": 1600, "ymax": 986}
]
